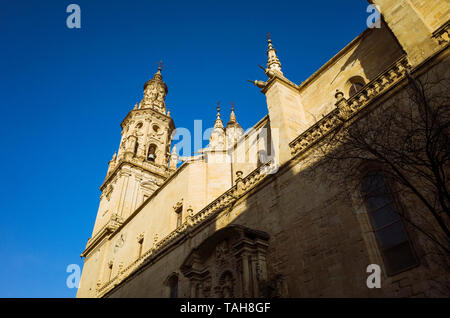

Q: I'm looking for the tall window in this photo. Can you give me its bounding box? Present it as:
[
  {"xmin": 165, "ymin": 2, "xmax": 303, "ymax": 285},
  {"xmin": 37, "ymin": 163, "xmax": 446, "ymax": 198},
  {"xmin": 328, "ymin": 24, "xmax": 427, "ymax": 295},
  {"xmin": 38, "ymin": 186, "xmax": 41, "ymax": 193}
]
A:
[
  {"xmin": 175, "ymin": 206, "xmax": 183, "ymax": 228},
  {"xmin": 137, "ymin": 237, "xmax": 144, "ymax": 258},
  {"xmin": 107, "ymin": 262, "xmax": 113, "ymax": 281},
  {"xmin": 362, "ymin": 173, "xmax": 418, "ymax": 275},
  {"xmin": 147, "ymin": 144, "xmax": 157, "ymax": 162},
  {"xmin": 168, "ymin": 275, "xmax": 178, "ymax": 298}
]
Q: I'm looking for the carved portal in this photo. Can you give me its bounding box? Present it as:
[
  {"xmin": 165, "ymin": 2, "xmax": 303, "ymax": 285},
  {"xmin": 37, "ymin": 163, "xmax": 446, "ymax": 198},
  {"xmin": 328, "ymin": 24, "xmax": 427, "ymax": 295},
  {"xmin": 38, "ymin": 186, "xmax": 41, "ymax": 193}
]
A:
[{"xmin": 180, "ymin": 225, "xmax": 270, "ymax": 298}]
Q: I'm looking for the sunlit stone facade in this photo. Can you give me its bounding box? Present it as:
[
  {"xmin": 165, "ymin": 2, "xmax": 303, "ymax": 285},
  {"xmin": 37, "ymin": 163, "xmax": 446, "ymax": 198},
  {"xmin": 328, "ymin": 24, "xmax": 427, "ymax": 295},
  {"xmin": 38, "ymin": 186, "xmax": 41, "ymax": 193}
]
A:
[{"xmin": 77, "ymin": 0, "xmax": 450, "ymax": 298}]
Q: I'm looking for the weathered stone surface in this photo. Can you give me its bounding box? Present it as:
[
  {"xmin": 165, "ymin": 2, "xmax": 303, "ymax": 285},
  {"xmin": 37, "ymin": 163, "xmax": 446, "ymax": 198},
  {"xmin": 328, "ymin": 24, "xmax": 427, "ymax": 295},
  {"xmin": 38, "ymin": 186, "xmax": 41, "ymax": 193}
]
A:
[{"xmin": 77, "ymin": 1, "xmax": 450, "ymax": 298}]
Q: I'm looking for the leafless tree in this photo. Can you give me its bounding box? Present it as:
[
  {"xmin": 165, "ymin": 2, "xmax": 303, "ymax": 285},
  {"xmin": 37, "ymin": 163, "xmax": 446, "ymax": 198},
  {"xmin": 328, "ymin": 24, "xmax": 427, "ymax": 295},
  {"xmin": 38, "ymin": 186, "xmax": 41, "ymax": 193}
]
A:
[{"xmin": 313, "ymin": 67, "xmax": 450, "ymax": 255}]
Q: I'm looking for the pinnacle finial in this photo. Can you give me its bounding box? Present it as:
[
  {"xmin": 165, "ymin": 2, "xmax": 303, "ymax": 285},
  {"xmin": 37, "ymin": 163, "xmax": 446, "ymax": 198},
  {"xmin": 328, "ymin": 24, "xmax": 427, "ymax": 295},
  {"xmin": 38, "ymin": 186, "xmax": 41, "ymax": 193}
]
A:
[
  {"xmin": 267, "ymin": 32, "xmax": 274, "ymax": 50},
  {"xmin": 214, "ymin": 101, "xmax": 224, "ymax": 129},
  {"xmin": 266, "ymin": 33, "xmax": 283, "ymax": 76},
  {"xmin": 227, "ymin": 101, "xmax": 241, "ymax": 129},
  {"xmin": 228, "ymin": 101, "xmax": 237, "ymax": 125},
  {"xmin": 216, "ymin": 101, "xmax": 221, "ymax": 118}
]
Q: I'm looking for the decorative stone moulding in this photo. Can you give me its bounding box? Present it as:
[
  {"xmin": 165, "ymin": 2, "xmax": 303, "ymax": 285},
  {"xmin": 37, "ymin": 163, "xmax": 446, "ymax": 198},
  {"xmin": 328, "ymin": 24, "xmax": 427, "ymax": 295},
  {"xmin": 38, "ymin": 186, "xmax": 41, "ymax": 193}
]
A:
[
  {"xmin": 289, "ymin": 55, "xmax": 410, "ymax": 156},
  {"xmin": 95, "ymin": 160, "xmax": 278, "ymax": 297},
  {"xmin": 432, "ymin": 20, "xmax": 450, "ymax": 45}
]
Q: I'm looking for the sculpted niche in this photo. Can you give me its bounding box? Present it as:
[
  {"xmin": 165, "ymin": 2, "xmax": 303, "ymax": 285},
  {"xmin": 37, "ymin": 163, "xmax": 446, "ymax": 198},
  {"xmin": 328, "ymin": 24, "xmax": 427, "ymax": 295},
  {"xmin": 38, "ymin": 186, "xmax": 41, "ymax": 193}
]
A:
[{"xmin": 180, "ymin": 225, "xmax": 271, "ymax": 298}]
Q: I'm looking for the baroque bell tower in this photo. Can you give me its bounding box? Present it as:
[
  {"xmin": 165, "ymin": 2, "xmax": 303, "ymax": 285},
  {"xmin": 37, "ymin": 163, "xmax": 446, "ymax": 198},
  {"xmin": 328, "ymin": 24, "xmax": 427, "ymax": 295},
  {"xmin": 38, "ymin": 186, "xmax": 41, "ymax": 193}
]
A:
[{"xmin": 88, "ymin": 65, "xmax": 176, "ymax": 238}]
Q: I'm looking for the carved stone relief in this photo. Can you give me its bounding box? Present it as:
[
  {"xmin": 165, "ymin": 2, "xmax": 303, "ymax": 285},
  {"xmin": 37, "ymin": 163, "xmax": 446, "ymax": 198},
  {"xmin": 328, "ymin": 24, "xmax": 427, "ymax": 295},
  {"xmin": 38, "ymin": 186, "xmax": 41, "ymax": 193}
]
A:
[
  {"xmin": 113, "ymin": 233, "xmax": 126, "ymax": 254},
  {"xmin": 180, "ymin": 225, "xmax": 270, "ymax": 298}
]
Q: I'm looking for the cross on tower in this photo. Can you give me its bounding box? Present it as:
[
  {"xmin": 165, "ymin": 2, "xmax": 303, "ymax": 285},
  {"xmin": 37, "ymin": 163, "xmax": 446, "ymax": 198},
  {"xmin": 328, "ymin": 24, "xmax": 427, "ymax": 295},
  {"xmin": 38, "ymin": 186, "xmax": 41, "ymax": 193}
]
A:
[
  {"xmin": 216, "ymin": 100, "xmax": 221, "ymax": 113},
  {"xmin": 157, "ymin": 60, "xmax": 166, "ymax": 71},
  {"xmin": 230, "ymin": 101, "xmax": 235, "ymax": 112},
  {"xmin": 266, "ymin": 32, "xmax": 272, "ymax": 42}
]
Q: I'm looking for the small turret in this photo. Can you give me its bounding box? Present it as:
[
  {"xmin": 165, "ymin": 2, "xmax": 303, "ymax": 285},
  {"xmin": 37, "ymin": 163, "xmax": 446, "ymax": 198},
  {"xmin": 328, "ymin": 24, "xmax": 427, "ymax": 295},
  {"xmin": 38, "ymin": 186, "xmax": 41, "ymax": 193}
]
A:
[
  {"xmin": 266, "ymin": 33, "xmax": 283, "ymax": 76},
  {"xmin": 169, "ymin": 145, "xmax": 178, "ymax": 171},
  {"xmin": 226, "ymin": 102, "xmax": 244, "ymax": 147},
  {"xmin": 208, "ymin": 102, "xmax": 225, "ymax": 150}
]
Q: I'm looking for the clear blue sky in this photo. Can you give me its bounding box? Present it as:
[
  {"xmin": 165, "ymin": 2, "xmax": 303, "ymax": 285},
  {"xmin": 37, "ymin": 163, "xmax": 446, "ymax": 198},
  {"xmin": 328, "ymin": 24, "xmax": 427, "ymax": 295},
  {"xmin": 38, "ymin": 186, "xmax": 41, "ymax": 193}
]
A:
[{"xmin": 0, "ymin": 0, "xmax": 369, "ymax": 297}]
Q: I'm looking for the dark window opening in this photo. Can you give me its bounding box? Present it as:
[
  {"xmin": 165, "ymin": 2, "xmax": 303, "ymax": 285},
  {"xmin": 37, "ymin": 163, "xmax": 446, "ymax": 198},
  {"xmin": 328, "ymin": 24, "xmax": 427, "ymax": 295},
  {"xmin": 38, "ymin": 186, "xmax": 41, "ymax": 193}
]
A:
[
  {"xmin": 347, "ymin": 76, "xmax": 366, "ymax": 97},
  {"xmin": 349, "ymin": 82, "xmax": 364, "ymax": 96},
  {"xmin": 147, "ymin": 144, "xmax": 157, "ymax": 162},
  {"xmin": 362, "ymin": 173, "xmax": 418, "ymax": 275},
  {"xmin": 168, "ymin": 275, "xmax": 178, "ymax": 298},
  {"xmin": 107, "ymin": 263, "xmax": 113, "ymax": 281},
  {"xmin": 175, "ymin": 206, "xmax": 183, "ymax": 228},
  {"xmin": 138, "ymin": 238, "xmax": 144, "ymax": 258}
]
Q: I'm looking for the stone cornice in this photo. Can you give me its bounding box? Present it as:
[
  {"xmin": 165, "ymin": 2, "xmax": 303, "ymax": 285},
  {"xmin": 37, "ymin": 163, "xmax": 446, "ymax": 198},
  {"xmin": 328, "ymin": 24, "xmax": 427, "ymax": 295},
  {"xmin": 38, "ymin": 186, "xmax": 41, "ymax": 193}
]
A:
[
  {"xmin": 96, "ymin": 160, "xmax": 278, "ymax": 297},
  {"xmin": 93, "ymin": 45, "xmax": 449, "ymax": 297},
  {"xmin": 105, "ymin": 162, "xmax": 190, "ymax": 239},
  {"xmin": 81, "ymin": 214, "xmax": 123, "ymax": 258},
  {"xmin": 261, "ymin": 73, "xmax": 300, "ymax": 94},
  {"xmin": 94, "ymin": 48, "xmax": 436, "ymax": 296},
  {"xmin": 432, "ymin": 19, "xmax": 450, "ymax": 45},
  {"xmin": 120, "ymin": 107, "xmax": 175, "ymax": 130},
  {"xmin": 289, "ymin": 55, "xmax": 410, "ymax": 157},
  {"xmin": 100, "ymin": 155, "xmax": 169, "ymax": 191},
  {"xmin": 82, "ymin": 162, "xmax": 189, "ymax": 260}
]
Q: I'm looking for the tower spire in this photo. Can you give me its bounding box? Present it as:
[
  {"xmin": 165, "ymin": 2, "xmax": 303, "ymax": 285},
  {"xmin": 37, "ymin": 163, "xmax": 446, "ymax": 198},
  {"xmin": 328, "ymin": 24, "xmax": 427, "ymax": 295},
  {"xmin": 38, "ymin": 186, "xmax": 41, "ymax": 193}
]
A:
[
  {"xmin": 226, "ymin": 101, "xmax": 241, "ymax": 128},
  {"xmin": 266, "ymin": 33, "xmax": 283, "ymax": 76},
  {"xmin": 141, "ymin": 61, "xmax": 168, "ymax": 113}
]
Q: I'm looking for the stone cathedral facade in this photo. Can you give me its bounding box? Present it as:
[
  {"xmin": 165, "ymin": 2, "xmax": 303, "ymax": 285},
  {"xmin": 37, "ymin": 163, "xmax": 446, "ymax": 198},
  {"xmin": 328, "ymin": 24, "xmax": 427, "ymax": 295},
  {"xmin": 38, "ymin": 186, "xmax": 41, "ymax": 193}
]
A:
[{"xmin": 77, "ymin": 0, "xmax": 450, "ymax": 298}]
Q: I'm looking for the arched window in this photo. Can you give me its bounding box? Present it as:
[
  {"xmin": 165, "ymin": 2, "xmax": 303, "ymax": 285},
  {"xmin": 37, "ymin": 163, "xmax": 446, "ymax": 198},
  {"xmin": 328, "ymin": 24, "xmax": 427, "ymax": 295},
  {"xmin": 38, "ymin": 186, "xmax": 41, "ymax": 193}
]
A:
[
  {"xmin": 168, "ymin": 275, "xmax": 178, "ymax": 298},
  {"xmin": 147, "ymin": 144, "xmax": 157, "ymax": 162},
  {"xmin": 361, "ymin": 173, "xmax": 417, "ymax": 275},
  {"xmin": 347, "ymin": 76, "xmax": 365, "ymax": 96}
]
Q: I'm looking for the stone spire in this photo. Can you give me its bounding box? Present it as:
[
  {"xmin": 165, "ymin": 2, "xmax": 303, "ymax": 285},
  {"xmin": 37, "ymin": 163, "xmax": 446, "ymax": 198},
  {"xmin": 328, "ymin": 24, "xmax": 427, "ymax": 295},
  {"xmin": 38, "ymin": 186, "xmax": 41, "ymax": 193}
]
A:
[
  {"xmin": 226, "ymin": 102, "xmax": 244, "ymax": 147},
  {"xmin": 226, "ymin": 102, "xmax": 242, "ymax": 129},
  {"xmin": 169, "ymin": 144, "xmax": 178, "ymax": 170},
  {"xmin": 266, "ymin": 33, "xmax": 283, "ymax": 76},
  {"xmin": 208, "ymin": 101, "xmax": 225, "ymax": 150},
  {"xmin": 141, "ymin": 61, "xmax": 168, "ymax": 113},
  {"xmin": 214, "ymin": 101, "xmax": 224, "ymax": 129}
]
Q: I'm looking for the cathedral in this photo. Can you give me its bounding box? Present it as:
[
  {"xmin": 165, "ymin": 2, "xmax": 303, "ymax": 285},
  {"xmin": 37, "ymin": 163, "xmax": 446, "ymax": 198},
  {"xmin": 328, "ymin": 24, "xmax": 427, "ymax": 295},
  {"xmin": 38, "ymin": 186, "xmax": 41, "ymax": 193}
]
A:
[{"xmin": 77, "ymin": 0, "xmax": 450, "ymax": 298}]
